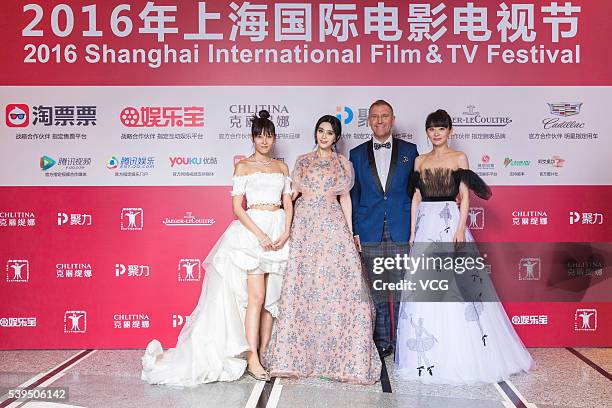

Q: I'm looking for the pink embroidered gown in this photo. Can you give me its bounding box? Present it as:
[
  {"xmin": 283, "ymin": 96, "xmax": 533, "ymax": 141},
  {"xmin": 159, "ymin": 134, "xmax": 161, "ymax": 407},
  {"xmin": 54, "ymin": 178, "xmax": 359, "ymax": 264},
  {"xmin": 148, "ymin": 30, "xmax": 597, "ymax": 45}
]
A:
[{"xmin": 267, "ymin": 151, "xmax": 381, "ymax": 385}]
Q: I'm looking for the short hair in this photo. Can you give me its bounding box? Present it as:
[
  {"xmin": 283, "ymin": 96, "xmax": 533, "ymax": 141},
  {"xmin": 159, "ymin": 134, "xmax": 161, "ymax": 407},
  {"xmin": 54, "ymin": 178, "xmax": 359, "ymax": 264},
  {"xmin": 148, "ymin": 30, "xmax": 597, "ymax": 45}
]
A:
[
  {"xmin": 251, "ymin": 110, "xmax": 275, "ymax": 139},
  {"xmin": 369, "ymin": 99, "xmax": 394, "ymax": 115},
  {"xmin": 425, "ymin": 109, "xmax": 453, "ymax": 130},
  {"xmin": 314, "ymin": 115, "xmax": 342, "ymax": 145}
]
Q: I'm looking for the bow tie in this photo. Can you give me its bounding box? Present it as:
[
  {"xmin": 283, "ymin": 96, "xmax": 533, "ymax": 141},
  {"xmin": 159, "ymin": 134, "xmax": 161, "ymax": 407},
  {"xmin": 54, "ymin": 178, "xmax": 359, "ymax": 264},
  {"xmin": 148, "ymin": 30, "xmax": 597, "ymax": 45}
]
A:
[{"xmin": 374, "ymin": 141, "xmax": 391, "ymax": 150}]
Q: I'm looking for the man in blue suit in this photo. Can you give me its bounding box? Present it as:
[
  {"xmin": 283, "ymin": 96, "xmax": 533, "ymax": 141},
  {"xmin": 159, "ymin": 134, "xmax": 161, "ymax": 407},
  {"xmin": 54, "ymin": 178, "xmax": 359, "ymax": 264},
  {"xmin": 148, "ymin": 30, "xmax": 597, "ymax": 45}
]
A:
[{"xmin": 349, "ymin": 100, "xmax": 418, "ymax": 358}]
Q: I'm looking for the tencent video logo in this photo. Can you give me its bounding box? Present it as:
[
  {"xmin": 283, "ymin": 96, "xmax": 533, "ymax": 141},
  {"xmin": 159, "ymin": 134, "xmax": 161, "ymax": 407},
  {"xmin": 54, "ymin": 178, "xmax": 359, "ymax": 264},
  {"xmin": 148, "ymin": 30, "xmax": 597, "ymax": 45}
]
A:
[
  {"xmin": 40, "ymin": 156, "xmax": 56, "ymax": 170},
  {"xmin": 335, "ymin": 106, "xmax": 354, "ymax": 125},
  {"xmin": 6, "ymin": 104, "xmax": 29, "ymax": 127}
]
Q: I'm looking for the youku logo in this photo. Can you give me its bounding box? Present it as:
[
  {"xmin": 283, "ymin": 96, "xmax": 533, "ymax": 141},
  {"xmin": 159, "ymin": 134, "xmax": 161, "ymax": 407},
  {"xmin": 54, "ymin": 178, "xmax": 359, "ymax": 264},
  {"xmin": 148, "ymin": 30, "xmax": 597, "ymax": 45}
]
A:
[
  {"xmin": 335, "ymin": 106, "xmax": 354, "ymax": 125},
  {"xmin": 543, "ymin": 102, "xmax": 585, "ymax": 129},
  {"xmin": 169, "ymin": 156, "xmax": 218, "ymax": 167},
  {"xmin": 452, "ymin": 105, "xmax": 512, "ymax": 127}
]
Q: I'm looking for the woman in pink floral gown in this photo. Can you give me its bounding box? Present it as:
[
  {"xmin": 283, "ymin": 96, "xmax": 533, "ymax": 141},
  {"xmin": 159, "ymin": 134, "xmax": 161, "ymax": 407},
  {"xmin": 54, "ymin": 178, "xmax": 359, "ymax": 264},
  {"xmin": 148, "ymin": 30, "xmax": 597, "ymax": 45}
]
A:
[{"xmin": 267, "ymin": 115, "xmax": 381, "ymax": 385}]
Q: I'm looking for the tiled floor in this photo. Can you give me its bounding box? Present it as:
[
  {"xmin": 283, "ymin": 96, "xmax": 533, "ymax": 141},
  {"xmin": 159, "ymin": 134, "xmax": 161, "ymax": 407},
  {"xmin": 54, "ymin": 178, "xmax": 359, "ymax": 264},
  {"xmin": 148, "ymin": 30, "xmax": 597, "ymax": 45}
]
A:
[{"xmin": 0, "ymin": 348, "xmax": 610, "ymax": 408}]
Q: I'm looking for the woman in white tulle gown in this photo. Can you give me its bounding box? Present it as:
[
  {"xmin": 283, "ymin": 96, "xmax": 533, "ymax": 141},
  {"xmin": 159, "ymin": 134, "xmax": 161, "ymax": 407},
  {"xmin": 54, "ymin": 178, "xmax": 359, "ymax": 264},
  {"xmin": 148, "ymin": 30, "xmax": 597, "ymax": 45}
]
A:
[
  {"xmin": 142, "ymin": 110, "xmax": 293, "ymax": 385},
  {"xmin": 395, "ymin": 109, "xmax": 533, "ymax": 384}
]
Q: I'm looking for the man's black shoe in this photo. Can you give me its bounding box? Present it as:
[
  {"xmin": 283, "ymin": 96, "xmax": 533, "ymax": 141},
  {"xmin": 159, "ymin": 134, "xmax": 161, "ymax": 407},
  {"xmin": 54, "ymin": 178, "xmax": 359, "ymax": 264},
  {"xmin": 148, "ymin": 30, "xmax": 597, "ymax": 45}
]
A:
[{"xmin": 377, "ymin": 346, "xmax": 393, "ymax": 358}]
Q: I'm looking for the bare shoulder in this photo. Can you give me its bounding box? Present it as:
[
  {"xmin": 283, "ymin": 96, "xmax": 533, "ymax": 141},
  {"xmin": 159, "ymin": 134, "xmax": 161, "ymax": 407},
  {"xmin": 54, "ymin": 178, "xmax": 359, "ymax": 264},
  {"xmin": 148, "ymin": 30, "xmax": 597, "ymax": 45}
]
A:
[
  {"xmin": 414, "ymin": 153, "xmax": 428, "ymax": 171},
  {"xmin": 233, "ymin": 160, "xmax": 250, "ymax": 176},
  {"xmin": 454, "ymin": 151, "xmax": 470, "ymax": 169},
  {"xmin": 273, "ymin": 159, "xmax": 290, "ymax": 176}
]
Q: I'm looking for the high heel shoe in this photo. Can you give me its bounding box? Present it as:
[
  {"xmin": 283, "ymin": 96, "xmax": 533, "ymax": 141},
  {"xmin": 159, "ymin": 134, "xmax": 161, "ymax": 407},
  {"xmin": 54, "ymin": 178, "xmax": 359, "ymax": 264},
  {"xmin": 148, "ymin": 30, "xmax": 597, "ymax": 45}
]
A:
[{"xmin": 247, "ymin": 367, "xmax": 270, "ymax": 381}]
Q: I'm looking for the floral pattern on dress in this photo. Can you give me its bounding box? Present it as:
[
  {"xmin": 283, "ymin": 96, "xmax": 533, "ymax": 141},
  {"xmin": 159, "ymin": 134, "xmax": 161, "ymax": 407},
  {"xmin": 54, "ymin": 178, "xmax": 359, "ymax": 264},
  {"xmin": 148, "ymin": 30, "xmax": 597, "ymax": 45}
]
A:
[{"xmin": 267, "ymin": 152, "xmax": 381, "ymax": 385}]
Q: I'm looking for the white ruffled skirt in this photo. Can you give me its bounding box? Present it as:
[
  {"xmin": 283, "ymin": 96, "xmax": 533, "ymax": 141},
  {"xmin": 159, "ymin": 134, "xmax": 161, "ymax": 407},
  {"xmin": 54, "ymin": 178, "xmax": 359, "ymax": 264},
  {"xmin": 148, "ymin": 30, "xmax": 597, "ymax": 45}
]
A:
[{"xmin": 142, "ymin": 209, "xmax": 288, "ymax": 386}]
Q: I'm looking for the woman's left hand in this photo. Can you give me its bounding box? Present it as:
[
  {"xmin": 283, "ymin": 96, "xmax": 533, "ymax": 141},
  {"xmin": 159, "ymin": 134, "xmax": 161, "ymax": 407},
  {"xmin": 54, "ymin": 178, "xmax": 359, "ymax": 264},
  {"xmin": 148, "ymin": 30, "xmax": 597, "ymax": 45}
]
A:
[
  {"xmin": 453, "ymin": 230, "xmax": 465, "ymax": 244},
  {"xmin": 272, "ymin": 232, "xmax": 290, "ymax": 250}
]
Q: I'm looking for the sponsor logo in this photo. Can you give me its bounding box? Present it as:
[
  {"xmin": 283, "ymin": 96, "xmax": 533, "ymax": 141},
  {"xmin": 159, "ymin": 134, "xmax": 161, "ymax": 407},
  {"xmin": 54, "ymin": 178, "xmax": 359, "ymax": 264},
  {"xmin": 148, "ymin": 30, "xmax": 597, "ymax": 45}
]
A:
[
  {"xmin": 503, "ymin": 157, "xmax": 530, "ymax": 167},
  {"xmin": 13, "ymin": 105, "xmax": 96, "ymax": 126},
  {"xmin": 40, "ymin": 156, "xmax": 56, "ymax": 170},
  {"xmin": 107, "ymin": 156, "xmax": 155, "ymax": 170},
  {"xmin": 169, "ymin": 156, "xmax": 218, "ymax": 167},
  {"xmin": 0, "ymin": 317, "xmax": 37, "ymax": 327},
  {"xmin": 178, "ymin": 259, "xmax": 202, "ymax": 282},
  {"xmin": 0, "ymin": 212, "xmax": 36, "ymax": 228},
  {"xmin": 106, "ymin": 156, "xmax": 119, "ymax": 169},
  {"xmin": 172, "ymin": 314, "xmax": 193, "ymax": 328},
  {"xmin": 512, "ymin": 210, "xmax": 548, "ymax": 226},
  {"xmin": 56, "ymin": 263, "xmax": 93, "ymax": 278},
  {"xmin": 229, "ymin": 104, "xmax": 288, "ymax": 114},
  {"xmin": 574, "ymin": 308, "xmax": 597, "ymax": 331},
  {"xmin": 476, "ymin": 154, "xmax": 497, "ymax": 177},
  {"xmin": 64, "ymin": 310, "xmax": 87, "ymax": 333},
  {"xmin": 57, "ymin": 212, "xmax": 92, "ymax": 226},
  {"xmin": 453, "ymin": 105, "xmax": 512, "ymax": 127},
  {"xmin": 543, "ymin": 102, "xmax": 585, "ymax": 129},
  {"xmin": 548, "ymin": 102, "xmax": 582, "ymax": 117},
  {"xmin": 569, "ymin": 211, "xmax": 604, "ymax": 225},
  {"xmin": 121, "ymin": 208, "xmax": 144, "ymax": 230},
  {"xmin": 6, "ymin": 104, "xmax": 29, "ymax": 127},
  {"xmin": 335, "ymin": 106, "xmax": 354, "ymax": 125},
  {"xmin": 228, "ymin": 104, "xmax": 290, "ymax": 129},
  {"xmin": 163, "ymin": 212, "xmax": 216, "ymax": 227},
  {"xmin": 113, "ymin": 313, "xmax": 150, "ymax": 329},
  {"xmin": 511, "ymin": 315, "xmax": 548, "ymax": 325},
  {"xmin": 537, "ymin": 155, "xmax": 565, "ymax": 177},
  {"xmin": 40, "ymin": 156, "xmax": 92, "ymax": 177},
  {"xmin": 467, "ymin": 207, "xmax": 484, "ymax": 230},
  {"xmin": 518, "ymin": 258, "xmax": 541, "ymax": 280},
  {"xmin": 537, "ymin": 155, "xmax": 565, "ymax": 168},
  {"xmin": 120, "ymin": 106, "xmax": 204, "ymax": 127},
  {"xmin": 567, "ymin": 260, "xmax": 604, "ymax": 277},
  {"xmin": 115, "ymin": 263, "xmax": 150, "ymax": 277},
  {"xmin": 6, "ymin": 260, "xmax": 29, "ymax": 282}
]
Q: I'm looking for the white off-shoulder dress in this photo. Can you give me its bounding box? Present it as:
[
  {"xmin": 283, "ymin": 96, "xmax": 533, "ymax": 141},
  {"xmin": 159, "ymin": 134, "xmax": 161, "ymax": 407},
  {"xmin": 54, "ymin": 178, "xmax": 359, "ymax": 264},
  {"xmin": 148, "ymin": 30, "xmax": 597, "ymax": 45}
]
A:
[{"xmin": 142, "ymin": 172, "xmax": 291, "ymax": 386}]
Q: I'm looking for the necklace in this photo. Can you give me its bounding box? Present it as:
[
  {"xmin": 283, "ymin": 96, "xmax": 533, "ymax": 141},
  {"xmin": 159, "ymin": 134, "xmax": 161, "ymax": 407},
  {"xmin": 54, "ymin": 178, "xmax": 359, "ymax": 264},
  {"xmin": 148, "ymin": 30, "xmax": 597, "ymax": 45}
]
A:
[{"xmin": 248, "ymin": 155, "xmax": 272, "ymax": 166}]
